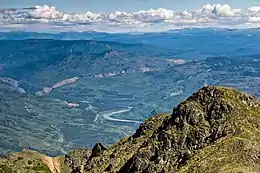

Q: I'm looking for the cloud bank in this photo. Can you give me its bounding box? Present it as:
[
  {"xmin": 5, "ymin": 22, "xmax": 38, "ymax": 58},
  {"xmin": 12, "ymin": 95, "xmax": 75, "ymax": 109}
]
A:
[{"xmin": 0, "ymin": 4, "xmax": 260, "ymax": 32}]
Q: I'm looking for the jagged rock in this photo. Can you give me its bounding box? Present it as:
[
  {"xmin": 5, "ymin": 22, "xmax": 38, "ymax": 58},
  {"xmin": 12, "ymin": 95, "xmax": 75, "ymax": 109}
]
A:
[
  {"xmin": 64, "ymin": 148, "xmax": 91, "ymax": 173},
  {"xmin": 90, "ymin": 143, "xmax": 107, "ymax": 158}
]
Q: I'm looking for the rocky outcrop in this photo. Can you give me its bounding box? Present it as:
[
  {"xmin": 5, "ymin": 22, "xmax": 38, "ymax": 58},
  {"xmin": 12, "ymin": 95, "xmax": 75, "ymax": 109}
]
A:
[
  {"xmin": 65, "ymin": 149, "xmax": 91, "ymax": 173},
  {"xmin": 118, "ymin": 86, "xmax": 239, "ymax": 172},
  {"xmin": 1, "ymin": 86, "xmax": 260, "ymax": 173},
  {"xmin": 82, "ymin": 86, "xmax": 259, "ymax": 173}
]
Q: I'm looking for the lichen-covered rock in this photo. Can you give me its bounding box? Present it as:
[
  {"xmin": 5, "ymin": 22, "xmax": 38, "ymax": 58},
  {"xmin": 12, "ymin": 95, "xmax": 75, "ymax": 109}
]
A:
[
  {"xmin": 90, "ymin": 143, "xmax": 107, "ymax": 158},
  {"xmin": 65, "ymin": 148, "xmax": 91, "ymax": 173}
]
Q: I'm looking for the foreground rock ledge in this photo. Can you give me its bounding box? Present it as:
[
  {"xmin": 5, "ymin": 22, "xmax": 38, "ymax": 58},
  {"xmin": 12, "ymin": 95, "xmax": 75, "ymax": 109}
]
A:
[{"xmin": 1, "ymin": 86, "xmax": 260, "ymax": 173}]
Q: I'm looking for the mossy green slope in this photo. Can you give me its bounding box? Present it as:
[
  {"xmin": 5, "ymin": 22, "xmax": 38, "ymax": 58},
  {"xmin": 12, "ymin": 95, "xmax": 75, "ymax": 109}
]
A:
[
  {"xmin": 1, "ymin": 86, "xmax": 259, "ymax": 173},
  {"xmin": 177, "ymin": 88, "xmax": 260, "ymax": 173},
  {"xmin": 0, "ymin": 150, "xmax": 70, "ymax": 173}
]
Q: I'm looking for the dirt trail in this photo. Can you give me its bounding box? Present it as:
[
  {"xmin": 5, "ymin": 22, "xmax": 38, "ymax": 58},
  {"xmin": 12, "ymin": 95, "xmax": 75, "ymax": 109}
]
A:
[{"xmin": 41, "ymin": 155, "xmax": 61, "ymax": 173}]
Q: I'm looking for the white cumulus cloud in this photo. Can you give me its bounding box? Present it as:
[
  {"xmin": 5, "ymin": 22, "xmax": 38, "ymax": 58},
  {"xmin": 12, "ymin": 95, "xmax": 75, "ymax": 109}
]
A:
[
  {"xmin": 0, "ymin": 4, "xmax": 260, "ymax": 32},
  {"xmin": 29, "ymin": 5, "xmax": 64, "ymax": 19}
]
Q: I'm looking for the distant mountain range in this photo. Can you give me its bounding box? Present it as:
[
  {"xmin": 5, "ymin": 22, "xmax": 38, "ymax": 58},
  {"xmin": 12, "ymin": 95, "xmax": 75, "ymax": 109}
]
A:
[{"xmin": 1, "ymin": 28, "xmax": 260, "ymax": 60}]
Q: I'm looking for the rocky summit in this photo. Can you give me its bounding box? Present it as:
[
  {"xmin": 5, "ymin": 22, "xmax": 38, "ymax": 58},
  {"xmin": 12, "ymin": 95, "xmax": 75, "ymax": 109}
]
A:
[{"xmin": 1, "ymin": 86, "xmax": 260, "ymax": 173}]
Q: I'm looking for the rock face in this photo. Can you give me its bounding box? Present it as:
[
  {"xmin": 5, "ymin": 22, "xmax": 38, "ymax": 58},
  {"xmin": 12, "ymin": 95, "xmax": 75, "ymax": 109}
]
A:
[{"xmin": 1, "ymin": 86, "xmax": 260, "ymax": 173}]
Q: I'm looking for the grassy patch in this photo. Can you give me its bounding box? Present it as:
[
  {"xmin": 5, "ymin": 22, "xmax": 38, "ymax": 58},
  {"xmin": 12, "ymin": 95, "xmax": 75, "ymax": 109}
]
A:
[
  {"xmin": 31, "ymin": 163, "xmax": 52, "ymax": 173},
  {"xmin": 0, "ymin": 164, "xmax": 13, "ymax": 173}
]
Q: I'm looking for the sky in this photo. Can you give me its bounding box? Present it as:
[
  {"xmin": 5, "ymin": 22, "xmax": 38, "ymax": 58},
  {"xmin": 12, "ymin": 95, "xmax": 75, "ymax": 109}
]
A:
[
  {"xmin": 1, "ymin": 0, "xmax": 260, "ymax": 32},
  {"xmin": 1, "ymin": 0, "xmax": 259, "ymax": 12}
]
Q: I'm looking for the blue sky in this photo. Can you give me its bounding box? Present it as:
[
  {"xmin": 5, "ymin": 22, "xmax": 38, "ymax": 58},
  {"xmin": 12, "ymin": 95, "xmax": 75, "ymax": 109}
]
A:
[{"xmin": 1, "ymin": 0, "xmax": 259, "ymax": 12}]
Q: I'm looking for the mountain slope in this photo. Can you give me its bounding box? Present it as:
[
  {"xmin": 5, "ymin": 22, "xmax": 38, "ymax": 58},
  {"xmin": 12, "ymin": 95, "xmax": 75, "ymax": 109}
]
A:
[
  {"xmin": 79, "ymin": 86, "xmax": 260, "ymax": 173},
  {"xmin": 0, "ymin": 80, "xmax": 87, "ymax": 156},
  {"xmin": 0, "ymin": 39, "xmax": 259, "ymax": 156},
  {"xmin": 1, "ymin": 86, "xmax": 259, "ymax": 173}
]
